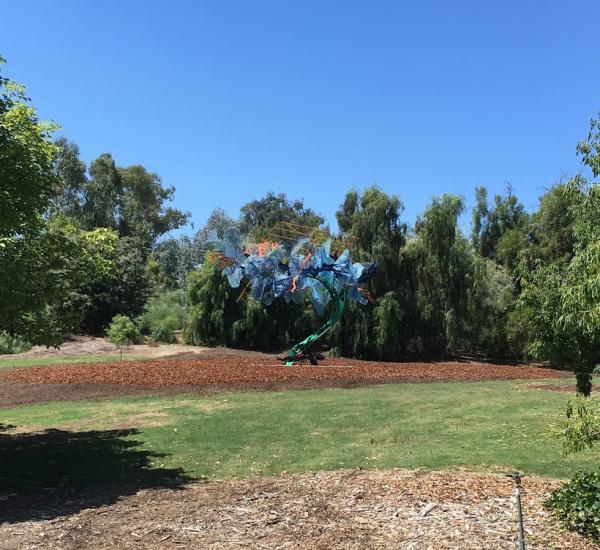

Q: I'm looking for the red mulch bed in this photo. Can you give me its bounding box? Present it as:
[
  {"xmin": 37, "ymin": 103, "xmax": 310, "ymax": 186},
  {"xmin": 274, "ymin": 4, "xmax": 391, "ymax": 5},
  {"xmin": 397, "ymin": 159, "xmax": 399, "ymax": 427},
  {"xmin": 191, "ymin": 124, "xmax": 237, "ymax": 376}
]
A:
[{"xmin": 4, "ymin": 355, "xmax": 569, "ymax": 387}]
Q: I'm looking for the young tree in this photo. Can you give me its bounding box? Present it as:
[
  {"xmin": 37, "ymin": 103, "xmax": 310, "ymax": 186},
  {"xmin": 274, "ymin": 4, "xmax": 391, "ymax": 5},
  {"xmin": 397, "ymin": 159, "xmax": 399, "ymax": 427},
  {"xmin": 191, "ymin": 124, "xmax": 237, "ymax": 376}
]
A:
[{"xmin": 106, "ymin": 314, "xmax": 142, "ymax": 360}]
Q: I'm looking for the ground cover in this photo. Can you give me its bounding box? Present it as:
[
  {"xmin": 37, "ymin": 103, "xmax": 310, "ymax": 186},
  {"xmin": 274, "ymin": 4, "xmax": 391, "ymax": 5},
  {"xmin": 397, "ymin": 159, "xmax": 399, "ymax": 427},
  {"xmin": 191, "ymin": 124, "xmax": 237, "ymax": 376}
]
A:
[
  {"xmin": 1, "ymin": 469, "xmax": 595, "ymax": 549},
  {"xmin": 4, "ymin": 355, "xmax": 569, "ymax": 387},
  {"xmin": 1, "ymin": 380, "xmax": 596, "ymax": 482}
]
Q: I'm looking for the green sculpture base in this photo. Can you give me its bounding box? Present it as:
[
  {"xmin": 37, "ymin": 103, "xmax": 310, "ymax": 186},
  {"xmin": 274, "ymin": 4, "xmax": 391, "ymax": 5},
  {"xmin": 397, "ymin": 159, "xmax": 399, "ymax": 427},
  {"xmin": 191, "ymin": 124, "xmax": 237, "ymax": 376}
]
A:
[{"xmin": 281, "ymin": 276, "xmax": 347, "ymax": 366}]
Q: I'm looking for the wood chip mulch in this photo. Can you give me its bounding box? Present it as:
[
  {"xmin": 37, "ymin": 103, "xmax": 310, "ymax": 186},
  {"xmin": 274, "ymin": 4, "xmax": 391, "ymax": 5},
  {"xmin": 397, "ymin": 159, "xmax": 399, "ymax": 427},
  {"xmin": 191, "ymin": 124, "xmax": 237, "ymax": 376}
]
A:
[
  {"xmin": 4, "ymin": 356, "xmax": 569, "ymax": 388},
  {"xmin": 0, "ymin": 469, "xmax": 595, "ymax": 549}
]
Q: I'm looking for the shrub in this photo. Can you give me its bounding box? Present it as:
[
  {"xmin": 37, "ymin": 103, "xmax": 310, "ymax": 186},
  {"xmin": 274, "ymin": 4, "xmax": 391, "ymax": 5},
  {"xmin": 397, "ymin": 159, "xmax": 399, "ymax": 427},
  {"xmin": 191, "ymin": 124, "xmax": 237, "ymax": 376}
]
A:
[
  {"xmin": 106, "ymin": 315, "xmax": 142, "ymax": 348},
  {"xmin": 140, "ymin": 290, "xmax": 186, "ymax": 334},
  {"xmin": 151, "ymin": 321, "xmax": 176, "ymax": 344},
  {"xmin": 545, "ymin": 470, "xmax": 600, "ymax": 542},
  {"xmin": 0, "ymin": 332, "xmax": 32, "ymax": 354}
]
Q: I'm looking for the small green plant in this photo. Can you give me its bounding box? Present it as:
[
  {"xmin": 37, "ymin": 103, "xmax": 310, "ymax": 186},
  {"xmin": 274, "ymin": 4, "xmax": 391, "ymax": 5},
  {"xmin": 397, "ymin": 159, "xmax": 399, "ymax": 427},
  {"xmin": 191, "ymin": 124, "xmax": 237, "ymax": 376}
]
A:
[
  {"xmin": 0, "ymin": 332, "xmax": 32, "ymax": 354},
  {"xmin": 544, "ymin": 396, "xmax": 600, "ymax": 542},
  {"xmin": 140, "ymin": 290, "xmax": 185, "ymax": 341},
  {"xmin": 545, "ymin": 470, "xmax": 600, "ymax": 542},
  {"xmin": 563, "ymin": 397, "xmax": 600, "ymax": 455},
  {"xmin": 151, "ymin": 321, "xmax": 176, "ymax": 344},
  {"xmin": 106, "ymin": 315, "xmax": 142, "ymax": 359}
]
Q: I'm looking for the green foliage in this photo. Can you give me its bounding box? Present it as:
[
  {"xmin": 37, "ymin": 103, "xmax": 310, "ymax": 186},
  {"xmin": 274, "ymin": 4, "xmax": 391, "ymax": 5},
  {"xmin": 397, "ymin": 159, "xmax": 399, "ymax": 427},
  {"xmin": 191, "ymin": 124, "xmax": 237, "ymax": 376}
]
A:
[
  {"xmin": 465, "ymin": 257, "xmax": 515, "ymax": 356},
  {"xmin": 0, "ymin": 331, "xmax": 32, "ymax": 354},
  {"xmin": 150, "ymin": 322, "xmax": 176, "ymax": 344},
  {"xmin": 184, "ymin": 264, "xmax": 240, "ymax": 346},
  {"xmin": 563, "ymin": 397, "xmax": 600, "ymax": 455},
  {"xmin": 118, "ymin": 165, "xmax": 189, "ymax": 249},
  {"xmin": 337, "ymin": 187, "xmax": 405, "ymax": 294},
  {"xmin": 471, "ymin": 185, "xmax": 528, "ymax": 272},
  {"xmin": 576, "ymin": 112, "xmax": 600, "ymax": 178},
  {"xmin": 151, "ymin": 208, "xmax": 236, "ymax": 291},
  {"xmin": 141, "ymin": 290, "xmax": 185, "ymax": 331},
  {"xmin": 53, "ymin": 137, "xmax": 87, "ymax": 218},
  {"xmin": 0, "ymin": 60, "xmax": 59, "ymax": 241},
  {"xmin": 79, "ymin": 236, "xmax": 151, "ymax": 334},
  {"xmin": 231, "ymin": 299, "xmax": 278, "ymax": 350},
  {"xmin": 522, "ymin": 184, "xmax": 578, "ymax": 269},
  {"xmin": 545, "ymin": 470, "xmax": 600, "ymax": 542},
  {"xmin": 106, "ymin": 315, "xmax": 142, "ymax": 347},
  {"xmin": 374, "ymin": 292, "xmax": 404, "ymax": 359},
  {"xmin": 140, "ymin": 290, "xmax": 185, "ymax": 342},
  {"xmin": 239, "ymin": 192, "xmax": 324, "ymax": 242}
]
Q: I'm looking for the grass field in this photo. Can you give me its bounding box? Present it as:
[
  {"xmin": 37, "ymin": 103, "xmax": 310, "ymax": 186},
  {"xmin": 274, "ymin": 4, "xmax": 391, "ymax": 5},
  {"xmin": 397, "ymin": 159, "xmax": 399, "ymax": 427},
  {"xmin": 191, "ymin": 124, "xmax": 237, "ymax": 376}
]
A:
[
  {"xmin": 0, "ymin": 354, "xmax": 146, "ymax": 368},
  {"xmin": 1, "ymin": 379, "xmax": 597, "ymax": 492}
]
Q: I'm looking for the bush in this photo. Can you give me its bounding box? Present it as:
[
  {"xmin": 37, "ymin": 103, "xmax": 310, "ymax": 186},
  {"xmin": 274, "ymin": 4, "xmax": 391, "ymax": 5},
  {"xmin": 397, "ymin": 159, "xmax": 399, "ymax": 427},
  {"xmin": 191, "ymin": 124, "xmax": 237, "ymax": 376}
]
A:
[
  {"xmin": 0, "ymin": 332, "xmax": 32, "ymax": 354},
  {"xmin": 151, "ymin": 321, "xmax": 176, "ymax": 344},
  {"xmin": 106, "ymin": 315, "xmax": 142, "ymax": 347},
  {"xmin": 140, "ymin": 290, "xmax": 186, "ymax": 334},
  {"xmin": 545, "ymin": 470, "xmax": 600, "ymax": 542}
]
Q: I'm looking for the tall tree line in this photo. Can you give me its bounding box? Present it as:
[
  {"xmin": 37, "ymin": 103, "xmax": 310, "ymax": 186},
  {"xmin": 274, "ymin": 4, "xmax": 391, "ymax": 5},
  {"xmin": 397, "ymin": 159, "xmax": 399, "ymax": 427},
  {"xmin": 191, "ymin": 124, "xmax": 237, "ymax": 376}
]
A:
[{"xmin": 2, "ymin": 55, "xmax": 600, "ymax": 396}]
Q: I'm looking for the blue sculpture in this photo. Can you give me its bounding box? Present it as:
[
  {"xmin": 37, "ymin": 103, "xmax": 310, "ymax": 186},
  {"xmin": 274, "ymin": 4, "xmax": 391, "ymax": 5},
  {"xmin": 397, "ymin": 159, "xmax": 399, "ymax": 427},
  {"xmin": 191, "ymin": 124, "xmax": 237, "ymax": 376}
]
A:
[{"xmin": 210, "ymin": 227, "xmax": 377, "ymax": 365}]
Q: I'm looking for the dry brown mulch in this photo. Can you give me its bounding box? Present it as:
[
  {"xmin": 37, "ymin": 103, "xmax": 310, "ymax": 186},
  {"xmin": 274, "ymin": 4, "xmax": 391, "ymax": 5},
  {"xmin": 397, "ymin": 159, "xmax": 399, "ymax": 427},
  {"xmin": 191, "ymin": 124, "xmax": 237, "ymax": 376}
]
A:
[
  {"xmin": 4, "ymin": 356, "xmax": 568, "ymax": 388},
  {"xmin": 0, "ymin": 469, "xmax": 595, "ymax": 549}
]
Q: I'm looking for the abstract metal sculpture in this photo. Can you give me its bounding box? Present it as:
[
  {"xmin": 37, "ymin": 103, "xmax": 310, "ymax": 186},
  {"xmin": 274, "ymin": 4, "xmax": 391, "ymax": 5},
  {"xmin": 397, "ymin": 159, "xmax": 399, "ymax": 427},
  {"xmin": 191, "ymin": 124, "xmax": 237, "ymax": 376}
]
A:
[{"xmin": 210, "ymin": 227, "xmax": 377, "ymax": 365}]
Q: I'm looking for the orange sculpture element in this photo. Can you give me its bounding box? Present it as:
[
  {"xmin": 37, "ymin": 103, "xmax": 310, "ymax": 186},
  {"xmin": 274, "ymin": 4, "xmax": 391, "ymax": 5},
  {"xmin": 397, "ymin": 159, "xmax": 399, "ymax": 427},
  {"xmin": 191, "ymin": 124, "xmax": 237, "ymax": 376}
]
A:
[
  {"xmin": 357, "ymin": 287, "xmax": 374, "ymax": 303},
  {"xmin": 300, "ymin": 252, "xmax": 313, "ymax": 269},
  {"xmin": 245, "ymin": 241, "xmax": 280, "ymax": 256},
  {"xmin": 291, "ymin": 275, "xmax": 299, "ymax": 293},
  {"xmin": 206, "ymin": 250, "xmax": 234, "ymax": 269}
]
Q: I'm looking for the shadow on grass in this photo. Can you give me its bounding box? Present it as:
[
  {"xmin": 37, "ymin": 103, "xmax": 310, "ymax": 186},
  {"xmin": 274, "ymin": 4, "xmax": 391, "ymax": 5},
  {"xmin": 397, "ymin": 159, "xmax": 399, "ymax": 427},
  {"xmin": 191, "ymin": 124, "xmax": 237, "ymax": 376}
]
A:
[{"xmin": 0, "ymin": 424, "xmax": 193, "ymax": 523}]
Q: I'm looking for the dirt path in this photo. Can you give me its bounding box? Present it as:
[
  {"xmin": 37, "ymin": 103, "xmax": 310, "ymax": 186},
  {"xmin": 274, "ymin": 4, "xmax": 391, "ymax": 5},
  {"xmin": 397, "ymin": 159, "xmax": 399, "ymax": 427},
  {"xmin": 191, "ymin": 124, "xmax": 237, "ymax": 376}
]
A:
[
  {"xmin": 0, "ymin": 469, "xmax": 593, "ymax": 549},
  {"xmin": 1, "ymin": 335, "xmax": 276, "ymax": 361}
]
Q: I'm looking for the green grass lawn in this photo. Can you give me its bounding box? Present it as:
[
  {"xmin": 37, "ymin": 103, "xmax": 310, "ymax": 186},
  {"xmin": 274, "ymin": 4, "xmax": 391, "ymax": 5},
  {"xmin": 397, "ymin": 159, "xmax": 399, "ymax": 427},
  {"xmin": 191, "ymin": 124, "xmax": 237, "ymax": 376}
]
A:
[
  {"xmin": 0, "ymin": 354, "xmax": 147, "ymax": 368},
  {"xmin": 1, "ymin": 379, "xmax": 597, "ymax": 491}
]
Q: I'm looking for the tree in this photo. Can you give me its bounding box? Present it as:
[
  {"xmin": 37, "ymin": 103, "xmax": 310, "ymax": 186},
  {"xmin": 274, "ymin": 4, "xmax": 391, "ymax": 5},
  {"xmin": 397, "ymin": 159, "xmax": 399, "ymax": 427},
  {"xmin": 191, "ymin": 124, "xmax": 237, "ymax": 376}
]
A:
[
  {"xmin": 55, "ymin": 149, "xmax": 190, "ymax": 252},
  {"xmin": 106, "ymin": 314, "xmax": 142, "ymax": 360},
  {"xmin": 374, "ymin": 292, "xmax": 404, "ymax": 359},
  {"xmin": 336, "ymin": 187, "xmax": 405, "ymax": 296},
  {"xmin": 333, "ymin": 187, "xmax": 406, "ymax": 357},
  {"xmin": 0, "ymin": 57, "xmax": 58, "ymax": 240},
  {"xmin": 0, "ymin": 58, "xmax": 92, "ymax": 346},
  {"xmin": 522, "ymin": 184, "xmax": 579, "ymax": 269},
  {"xmin": 53, "ymin": 137, "xmax": 87, "ymax": 218},
  {"xmin": 79, "ymin": 236, "xmax": 152, "ymax": 334},
  {"xmin": 465, "ymin": 257, "xmax": 515, "ymax": 356},
  {"xmin": 520, "ymin": 114, "xmax": 600, "ymax": 395},
  {"xmin": 118, "ymin": 164, "xmax": 189, "ymax": 250},
  {"xmin": 151, "ymin": 208, "xmax": 236, "ymax": 291},
  {"xmin": 184, "ymin": 263, "xmax": 241, "ymax": 346},
  {"xmin": 84, "ymin": 153, "xmax": 122, "ymax": 231},
  {"xmin": 239, "ymin": 192, "xmax": 324, "ymax": 241},
  {"xmin": 471, "ymin": 185, "xmax": 528, "ymax": 273}
]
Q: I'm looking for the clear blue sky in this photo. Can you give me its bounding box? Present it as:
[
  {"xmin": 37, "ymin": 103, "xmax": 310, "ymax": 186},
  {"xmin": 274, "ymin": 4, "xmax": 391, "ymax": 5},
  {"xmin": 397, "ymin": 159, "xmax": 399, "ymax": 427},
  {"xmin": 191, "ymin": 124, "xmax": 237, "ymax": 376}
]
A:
[{"xmin": 2, "ymin": 0, "xmax": 599, "ymax": 234}]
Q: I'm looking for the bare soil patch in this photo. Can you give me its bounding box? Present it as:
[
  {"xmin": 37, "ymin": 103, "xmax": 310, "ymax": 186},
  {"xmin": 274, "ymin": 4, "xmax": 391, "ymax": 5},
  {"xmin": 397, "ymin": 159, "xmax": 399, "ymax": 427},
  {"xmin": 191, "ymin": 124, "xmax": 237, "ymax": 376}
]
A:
[
  {"xmin": 0, "ymin": 469, "xmax": 594, "ymax": 549},
  {"xmin": 522, "ymin": 382, "xmax": 578, "ymax": 393},
  {"xmin": 0, "ymin": 335, "xmax": 220, "ymax": 361}
]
